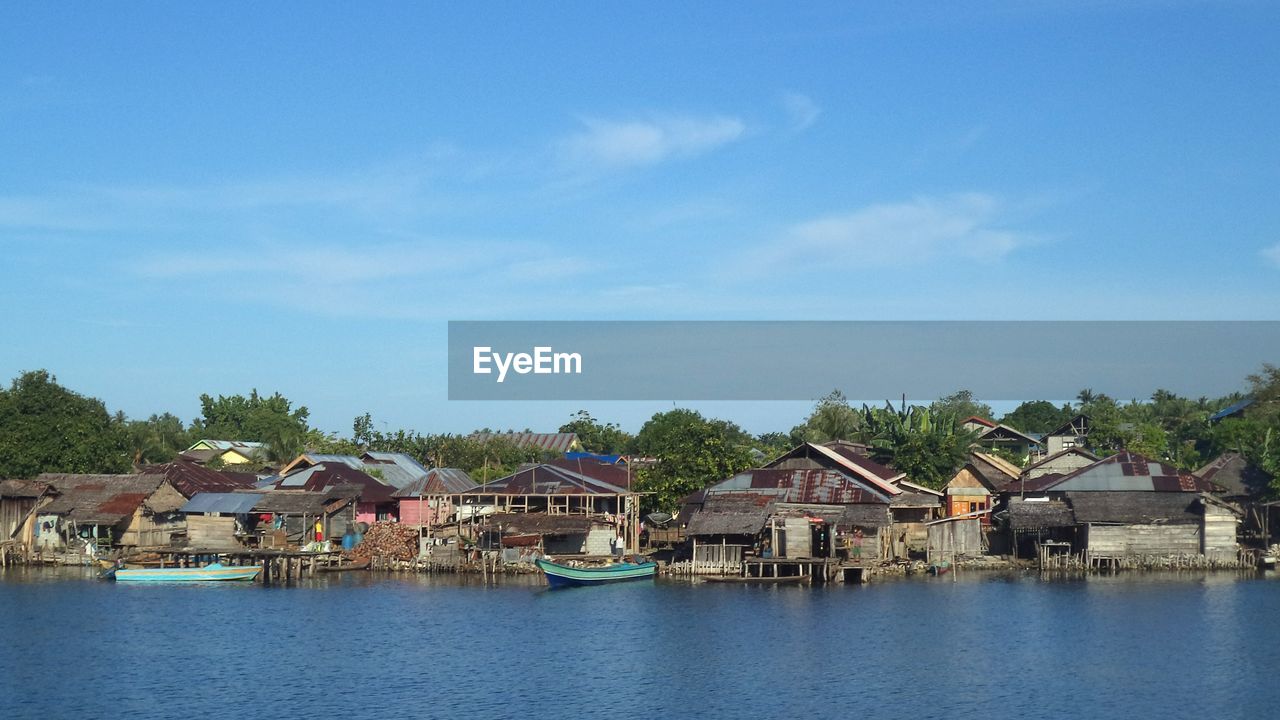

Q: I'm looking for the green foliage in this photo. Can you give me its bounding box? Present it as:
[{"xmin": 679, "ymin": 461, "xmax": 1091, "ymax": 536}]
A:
[
  {"xmin": 929, "ymin": 390, "xmax": 994, "ymax": 424},
  {"xmin": 0, "ymin": 370, "xmax": 130, "ymax": 477},
  {"xmin": 855, "ymin": 401, "xmax": 978, "ymax": 490},
  {"xmin": 123, "ymin": 412, "xmax": 191, "ymax": 466},
  {"xmin": 632, "ymin": 409, "xmax": 755, "ymax": 514},
  {"xmin": 191, "ymin": 389, "xmax": 311, "ymax": 462},
  {"xmin": 789, "ymin": 390, "xmax": 862, "ymax": 444},
  {"xmin": 1000, "ymin": 400, "xmax": 1074, "ymax": 434},
  {"xmin": 558, "ymin": 410, "xmax": 632, "ymax": 454}
]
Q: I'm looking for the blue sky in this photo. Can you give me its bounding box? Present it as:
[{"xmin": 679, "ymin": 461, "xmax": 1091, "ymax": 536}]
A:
[{"xmin": 2, "ymin": 2, "xmax": 1278, "ymax": 436}]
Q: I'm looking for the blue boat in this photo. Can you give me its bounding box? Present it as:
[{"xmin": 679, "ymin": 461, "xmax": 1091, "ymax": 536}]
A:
[
  {"xmin": 103, "ymin": 562, "xmax": 262, "ymax": 583},
  {"xmin": 535, "ymin": 557, "xmax": 656, "ymax": 588}
]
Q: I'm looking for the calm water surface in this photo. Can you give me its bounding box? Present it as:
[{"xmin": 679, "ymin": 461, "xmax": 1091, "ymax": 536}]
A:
[{"xmin": 1, "ymin": 568, "xmax": 1278, "ymax": 719}]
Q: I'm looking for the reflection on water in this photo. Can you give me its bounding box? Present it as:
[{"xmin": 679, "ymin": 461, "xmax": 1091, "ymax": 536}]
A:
[{"xmin": 2, "ymin": 568, "xmax": 1278, "ymax": 719}]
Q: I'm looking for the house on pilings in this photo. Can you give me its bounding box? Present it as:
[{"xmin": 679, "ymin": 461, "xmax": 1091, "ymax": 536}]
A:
[{"xmin": 459, "ymin": 461, "xmax": 640, "ymax": 555}]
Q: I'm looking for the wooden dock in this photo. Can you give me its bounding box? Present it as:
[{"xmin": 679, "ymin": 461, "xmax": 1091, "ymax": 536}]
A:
[{"xmin": 132, "ymin": 548, "xmax": 348, "ymax": 584}]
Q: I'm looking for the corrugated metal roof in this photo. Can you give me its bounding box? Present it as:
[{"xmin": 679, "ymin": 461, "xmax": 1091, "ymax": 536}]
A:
[
  {"xmin": 1037, "ymin": 452, "xmax": 1212, "ymax": 493},
  {"xmin": 0, "ymin": 479, "xmax": 48, "ymax": 498},
  {"xmin": 186, "ymin": 439, "xmax": 267, "ymax": 452},
  {"xmin": 485, "ymin": 513, "xmax": 599, "ymax": 535},
  {"xmin": 1210, "ymin": 398, "xmax": 1254, "ymax": 422},
  {"xmin": 269, "ymin": 463, "xmax": 397, "ymax": 503},
  {"xmin": 468, "ymin": 432, "xmax": 582, "ymax": 453},
  {"xmin": 252, "ymin": 490, "xmax": 346, "ymax": 514},
  {"xmin": 467, "ymin": 464, "xmax": 631, "ymax": 496},
  {"xmin": 763, "ymin": 443, "xmax": 902, "ymax": 496},
  {"xmin": 704, "ymin": 469, "xmax": 890, "ymax": 504},
  {"xmin": 978, "ymin": 424, "xmax": 1042, "ymax": 446},
  {"xmin": 181, "ymin": 492, "xmax": 264, "ymax": 515},
  {"xmin": 393, "ymin": 468, "xmax": 477, "ymax": 498},
  {"xmin": 136, "ymin": 460, "xmax": 259, "ymax": 497},
  {"xmin": 1195, "ymin": 452, "xmax": 1272, "ymax": 497},
  {"xmin": 36, "ymin": 473, "xmax": 165, "ymax": 525}
]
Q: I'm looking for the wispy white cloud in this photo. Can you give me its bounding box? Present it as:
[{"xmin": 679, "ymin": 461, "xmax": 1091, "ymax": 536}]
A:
[
  {"xmin": 558, "ymin": 114, "xmax": 746, "ymax": 171},
  {"xmin": 781, "ymin": 92, "xmax": 821, "ymax": 132},
  {"xmin": 1263, "ymin": 243, "xmax": 1280, "ymax": 268},
  {"xmin": 745, "ymin": 193, "xmax": 1032, "ymax": 272}
]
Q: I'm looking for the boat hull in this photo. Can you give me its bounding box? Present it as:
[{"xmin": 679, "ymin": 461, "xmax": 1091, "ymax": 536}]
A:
[
  {"xmin": 535, "ymin": 558, "xmax": 656, "ymax": 588},
  {"xmin": 111, "ymin": 563, "xmax": 262, "ymax": 583}
]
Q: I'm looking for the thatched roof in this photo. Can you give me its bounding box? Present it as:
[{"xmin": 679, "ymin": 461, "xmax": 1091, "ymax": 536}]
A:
[{"xmin": 1008, "ymin": 498, "xmax": 1076, "ymax": 531}]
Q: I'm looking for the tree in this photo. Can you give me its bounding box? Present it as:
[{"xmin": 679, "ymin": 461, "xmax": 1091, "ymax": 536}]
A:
[
  {"xmin": 929, "ymin": 390, "xmax": 994, "ymax": 423},
  {"xmin": 558, "ymin": 410, "xmax": 632, "ymax": 454},
  {"xmin": 855, "ymin": 402, "xmax": 977, "ymax": 490},
  {"xmin": 0, "ymin": 370, "xmax": 130, "ymax": 477},
  {"xmin": 1000, "ymin": 400, "xmax": 1074, "ymax": 434},
  {"xmin": 631, "ymin": 409, "xmax": 755, "ymax": 514},
  {"xmin": 790, "ymin": 390, "xmax": 862, "ymax": 444},
  {"xmin": 123, "ymin": 412, "xmax": 191, "ymax": 466},
  {"xmin": 190, "ymin": 389, "xmax": 311, "ymax": 462}
]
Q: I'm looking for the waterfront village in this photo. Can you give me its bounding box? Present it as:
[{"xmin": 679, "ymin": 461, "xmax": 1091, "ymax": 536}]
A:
[{"xmin": 2, "ymin": 407, "xmax": 1277, "ymax": 584}]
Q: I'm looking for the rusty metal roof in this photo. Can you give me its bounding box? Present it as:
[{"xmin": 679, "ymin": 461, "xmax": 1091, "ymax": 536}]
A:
[
  {"xmin": 0, "ymin": 479, "xmax": 48, "ymax": 498},
  {"xmin": 36, "ymin": 473, "xmax": 165, "ymax": 526},
  {"xmin": 704, "ymin": 468, "xmax": 890, "ymax": 504},
  {"xmin": 685, "ymin": 493, "xmax": 774, "ymax": 536},
  {"xmin": 393, "ymin": 468, "xmax": 477, "ymax": 498},
  {"xmin": 468, "ymin": 432, "xmax": 581, "ymax": 453},
  {"xmin": 485, "ymin": 513, "xmax": 599, "ymax": 535},
  {"xmin": 137, "ymin": 460, "xmax": 259, "ymax": 498},
  {"xmin": 763, "ymin": 443, "xmax": 902, "ymax": 496},
  {"xmin": 271, "ymin": 463, "xmax": 397, "ymax": 503}
]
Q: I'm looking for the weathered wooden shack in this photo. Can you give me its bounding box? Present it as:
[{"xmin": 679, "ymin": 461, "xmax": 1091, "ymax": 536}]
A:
[
  {"xmin": 1069, "ymin": 492, "xmax": 1240, "ymax": 564},
  {"xmin": 251, "ymin": 489, "xmax": 357, "ymax": 548},
  {"xmin": 886, "ymin": 481, "xmax": 943, "ymax": 557},
  {"xmin": 179, "ymin": 492, "xmax": 265, "ymax": 549},
  {"xmin": 1001, "ymin": 452, "xmax": 1240, "ymax": 566},
  {"xmin": 1, "ymin": 479, "xmax": 48, "ymax": 549},
  {"xmin": 1005, "ymin": 497, "xmax": 1078, "ymax": 559},
  {"xmin": 34, "ymin": 474, "xmax": 176, "ymax": 556},
  {"xmin": 684, "ymin": 466, "xmax": 895, "ymax": 572},
  {"xmin": 268, "ymin": 462, "xmax": 399, "ymax": 525},
  {"xmin": 944, "ymin": 466, "xmax": 993, "ymax": 521},
  {"xmin": 1195, "ymin": 451, "xmax": 1274, "ymax": 543},
  {"xmin": 462, "ymin": 463, "xmax": 641, "ymax": 552},
  {"xmin": 926, "ymin": 514, "xmax": 985, "ymax": 564}
]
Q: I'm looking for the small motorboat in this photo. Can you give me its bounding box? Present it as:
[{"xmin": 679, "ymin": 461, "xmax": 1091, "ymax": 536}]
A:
[
  {"xmin": 535, "ymin": 557, "xmax": 656, "ymax": 588},
  {"xmin": 103, "ymin": 562, "xmax": 262, "ymax": 583}
]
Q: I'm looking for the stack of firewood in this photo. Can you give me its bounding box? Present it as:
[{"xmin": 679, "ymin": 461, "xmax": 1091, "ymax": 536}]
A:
[{"xmin": 350, "ymin": 522, "xmax": 418, "ymax": 563}]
